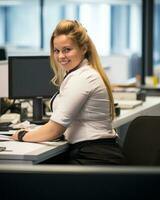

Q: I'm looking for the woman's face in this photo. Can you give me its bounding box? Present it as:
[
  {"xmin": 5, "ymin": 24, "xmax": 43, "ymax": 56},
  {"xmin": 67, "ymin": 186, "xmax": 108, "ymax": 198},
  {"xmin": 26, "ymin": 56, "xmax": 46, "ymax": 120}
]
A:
[{"xmin": 53, "ymin": 34, "xmax": 85, "ymax": 72}]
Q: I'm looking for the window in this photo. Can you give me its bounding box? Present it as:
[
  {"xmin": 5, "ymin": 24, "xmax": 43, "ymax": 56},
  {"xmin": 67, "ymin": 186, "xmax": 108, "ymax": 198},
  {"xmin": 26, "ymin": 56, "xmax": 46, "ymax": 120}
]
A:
[
  {"xmin": 79, "ymin": 4, "xmax": 111, "ymax": 56},
  {"xmin": 0, "ymin": 0, "xmax": 142, "ymax": 83},
  {"xmin": 154, "ymin": 0, "xmax": 160, "ymax": 65},
  {"xmin": 153, "ymin": 0, "xmax": 160, "ymax": 82},
  {"xmin": 0, "ymin": 0, "xmax": 40, "ymax": 48},
  {"xmin": 0, "ymin": 7, "xmax": 5, "ymax": 45}
]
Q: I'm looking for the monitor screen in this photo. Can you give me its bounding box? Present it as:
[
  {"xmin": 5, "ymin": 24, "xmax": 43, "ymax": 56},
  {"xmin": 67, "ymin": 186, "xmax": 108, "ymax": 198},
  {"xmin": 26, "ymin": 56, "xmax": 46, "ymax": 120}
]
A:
[
  {"xmin": 0, "ymin": 47, "xmax": 7, "ymax": 61},
  {"xmin": 8, "ymin": 56, "xmax": 58, "ymax": 124},
  {"xmin": 8, "ymin": 56, "xmax": 56, "ymax": 99}
]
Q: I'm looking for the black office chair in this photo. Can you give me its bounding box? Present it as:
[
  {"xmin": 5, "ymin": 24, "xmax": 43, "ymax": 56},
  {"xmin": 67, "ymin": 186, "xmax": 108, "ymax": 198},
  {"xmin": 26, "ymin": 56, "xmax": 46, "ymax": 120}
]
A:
[{"xmin": 123, "ymin": 116, "xmax": 160, "ymax": 166}]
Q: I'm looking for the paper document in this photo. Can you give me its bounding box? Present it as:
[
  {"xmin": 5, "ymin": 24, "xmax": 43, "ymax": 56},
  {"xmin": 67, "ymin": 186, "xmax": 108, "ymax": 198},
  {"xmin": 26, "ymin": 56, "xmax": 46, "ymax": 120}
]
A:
[
  {"xmin": 115, "ymin": 100, "xmax": 143, "ymax": 109},
  {"xmin": 0, "ymin": 135, "xmax": 13, "ymax": 141}
]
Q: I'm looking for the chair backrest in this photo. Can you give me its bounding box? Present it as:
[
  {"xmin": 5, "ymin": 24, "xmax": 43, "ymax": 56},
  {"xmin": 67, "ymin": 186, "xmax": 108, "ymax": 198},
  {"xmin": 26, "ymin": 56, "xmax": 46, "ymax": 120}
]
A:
[{"xmin": 123, "ymin": 116, "xmax": 160, "ymax": 166}]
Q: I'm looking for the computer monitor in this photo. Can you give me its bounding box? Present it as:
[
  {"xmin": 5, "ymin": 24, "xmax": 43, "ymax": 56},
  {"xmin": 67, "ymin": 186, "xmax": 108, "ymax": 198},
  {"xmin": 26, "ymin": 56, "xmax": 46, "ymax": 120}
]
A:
[
  {"xmin": 8, "ymin": 56, "xmax": 58, "ymax": 124},
  {"xmin": 0, "ymin": 47, "xmax": 7, "ymax": 61}
]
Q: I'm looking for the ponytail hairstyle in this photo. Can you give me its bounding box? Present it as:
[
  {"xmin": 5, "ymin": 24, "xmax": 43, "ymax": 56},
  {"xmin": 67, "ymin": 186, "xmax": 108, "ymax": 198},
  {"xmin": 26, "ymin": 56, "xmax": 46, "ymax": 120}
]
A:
[{"xmin": 50, "ymin": 20, "xmax": 115, "ymax": 120}]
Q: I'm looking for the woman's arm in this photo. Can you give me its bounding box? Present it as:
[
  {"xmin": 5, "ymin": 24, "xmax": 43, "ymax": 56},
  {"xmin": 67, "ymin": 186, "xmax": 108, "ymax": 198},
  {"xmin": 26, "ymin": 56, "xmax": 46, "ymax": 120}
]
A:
[{"xmin": 11, "ymin": 120, "xmax": 66, "ymax": 142}]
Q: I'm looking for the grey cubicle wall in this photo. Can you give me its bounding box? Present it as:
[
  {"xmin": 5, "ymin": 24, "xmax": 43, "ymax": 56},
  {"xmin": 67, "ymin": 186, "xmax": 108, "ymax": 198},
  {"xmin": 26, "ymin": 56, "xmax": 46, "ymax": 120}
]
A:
[
  {"xmin": 0, "ymin": 164, "xmax": 160, "ymax": 200},
  {"xmin": 101, "ymin": 55, "xmax": 130, "ymax": 84},
  {"xmin": 0, "ymin": 61, "xmax": 8, "ymax": 98}
]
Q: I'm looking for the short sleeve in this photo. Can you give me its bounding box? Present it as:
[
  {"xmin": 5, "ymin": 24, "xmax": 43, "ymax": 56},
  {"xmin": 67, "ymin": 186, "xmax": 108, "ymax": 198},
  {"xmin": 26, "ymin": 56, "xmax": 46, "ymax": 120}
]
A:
[{"xmin": 50, "ymin": 72, "xmax": 93, "ymax": 127}]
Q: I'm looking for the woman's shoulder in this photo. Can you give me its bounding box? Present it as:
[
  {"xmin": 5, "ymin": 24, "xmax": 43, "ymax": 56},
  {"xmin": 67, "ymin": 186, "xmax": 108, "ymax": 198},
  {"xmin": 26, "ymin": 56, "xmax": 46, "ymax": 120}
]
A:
[
  {"xmin": 80, "ymin": 65, "xmax": 102, "ymax": 83},
  {"xmin": 77, "ymin": 60, "xmax": 100, "ymax": 78},
  {"xmin": 62, "ymin": 60, "xmax": 102, "ymax": 88}
]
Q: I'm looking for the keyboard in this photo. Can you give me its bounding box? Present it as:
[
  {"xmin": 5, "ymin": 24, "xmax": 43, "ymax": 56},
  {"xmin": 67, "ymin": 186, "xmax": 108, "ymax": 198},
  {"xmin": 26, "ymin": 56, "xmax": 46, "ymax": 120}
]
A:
[
  {"xmin": 0, "ymin": 122, "xmax": 12, "ymax": 131},
  {"xmin": 115, "ymin": 100, "xmax": 143, "ymax": 109},
  {"xmin": 0, "ymin": 122, "xmax": 20, "ymax": 131}
]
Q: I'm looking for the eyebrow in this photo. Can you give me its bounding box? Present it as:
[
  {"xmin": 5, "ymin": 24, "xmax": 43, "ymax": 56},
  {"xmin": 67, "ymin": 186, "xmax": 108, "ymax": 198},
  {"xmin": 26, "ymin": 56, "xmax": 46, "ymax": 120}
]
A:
[{"xmin": 54, "ymin": 45, "xmax": 72, "ymax": 49}]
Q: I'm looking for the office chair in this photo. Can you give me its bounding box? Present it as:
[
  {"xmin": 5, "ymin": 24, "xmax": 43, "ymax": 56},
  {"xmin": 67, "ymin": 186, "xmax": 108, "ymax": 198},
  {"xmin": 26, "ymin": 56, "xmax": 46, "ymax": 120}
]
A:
[{"xmin": 122, "ymin": 116, "xmax": 160, "ymax": 166}]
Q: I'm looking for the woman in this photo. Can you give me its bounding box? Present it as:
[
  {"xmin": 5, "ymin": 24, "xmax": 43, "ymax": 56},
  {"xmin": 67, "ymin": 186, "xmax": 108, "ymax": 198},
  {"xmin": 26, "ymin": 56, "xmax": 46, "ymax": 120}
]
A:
[{"xmin": 12, "ymin": 20, "xmax": 125, "ymax": 165}]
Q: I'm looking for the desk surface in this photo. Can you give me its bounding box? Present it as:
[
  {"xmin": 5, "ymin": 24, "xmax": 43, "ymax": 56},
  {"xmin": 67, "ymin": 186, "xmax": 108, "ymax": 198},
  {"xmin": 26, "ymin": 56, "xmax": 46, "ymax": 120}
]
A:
[
  {"xmin": 0, "ymin": 140, "xmax": 68, "ymax": 164},
  {"xmin": 0, "ymin": 96, "xmax": 160, "ymax": 165},
  {"xmin": 113, "ymin": 96, "xmax": 160, "ymax": 128}
]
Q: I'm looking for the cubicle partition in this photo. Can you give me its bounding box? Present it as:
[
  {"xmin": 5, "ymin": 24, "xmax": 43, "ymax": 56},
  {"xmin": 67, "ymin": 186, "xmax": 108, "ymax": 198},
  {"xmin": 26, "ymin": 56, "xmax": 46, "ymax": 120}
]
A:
[
  {"xmin": 0, "ymin": 164, "xmax": 160, "ymax": 200},
  {"xmin": 0, "ymin": 61, "xmax": 8, "ymax": 98}
]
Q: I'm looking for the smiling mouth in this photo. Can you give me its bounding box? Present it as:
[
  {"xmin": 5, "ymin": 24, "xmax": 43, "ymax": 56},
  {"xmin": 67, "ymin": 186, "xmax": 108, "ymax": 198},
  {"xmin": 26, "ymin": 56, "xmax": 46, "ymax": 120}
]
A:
[{"xmin": 59, "ymin": 60, "xmax": 70, "ymax": 65}]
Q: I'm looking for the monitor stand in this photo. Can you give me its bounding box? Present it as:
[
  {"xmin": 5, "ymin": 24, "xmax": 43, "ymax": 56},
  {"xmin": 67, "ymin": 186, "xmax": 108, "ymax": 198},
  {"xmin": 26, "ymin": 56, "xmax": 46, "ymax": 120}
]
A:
[{"xmin": 32, "ymin": 97, "xmax": 49, "ymax": 125}]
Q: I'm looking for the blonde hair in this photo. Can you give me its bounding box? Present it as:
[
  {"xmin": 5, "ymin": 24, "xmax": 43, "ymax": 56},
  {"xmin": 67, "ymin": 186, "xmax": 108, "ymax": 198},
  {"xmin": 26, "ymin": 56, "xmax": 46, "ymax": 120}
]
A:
[{"xmin": 50, "ymin": 20, "xmax": 115, "ymax": 119}]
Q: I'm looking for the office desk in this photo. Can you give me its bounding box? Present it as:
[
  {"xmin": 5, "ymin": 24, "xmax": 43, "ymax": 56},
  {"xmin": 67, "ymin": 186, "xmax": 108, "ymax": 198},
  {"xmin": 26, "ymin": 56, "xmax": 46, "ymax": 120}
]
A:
[
  {"xmin": 113, "ymin": 97, "xmax": 160, "ymax": 128},
  {"xmin": 0, "ymin": 140, "xmax": 68, "ymax": 164},
  {"xmin": 0, "ymin": 97, "xmax": 160, "ymax": 164}
]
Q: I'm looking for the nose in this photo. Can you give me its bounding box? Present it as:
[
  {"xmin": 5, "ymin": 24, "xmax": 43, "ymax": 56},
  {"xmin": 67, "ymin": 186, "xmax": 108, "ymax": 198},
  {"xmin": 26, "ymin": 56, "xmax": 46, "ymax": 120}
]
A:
[{"xmin": 58, "ymin": 51, "xmax": 66, "ymax": 58}]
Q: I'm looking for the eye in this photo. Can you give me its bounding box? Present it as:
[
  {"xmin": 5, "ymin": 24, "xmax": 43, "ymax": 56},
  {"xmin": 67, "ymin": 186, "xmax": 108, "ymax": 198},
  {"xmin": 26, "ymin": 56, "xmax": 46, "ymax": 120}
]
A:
[
  {"xmin": 53, "ymin": 49, "xmax": 59, "ymax": 54},
  {"xmin": 63, "ymin": 48, "xmax": 71, "ymax": 53}
]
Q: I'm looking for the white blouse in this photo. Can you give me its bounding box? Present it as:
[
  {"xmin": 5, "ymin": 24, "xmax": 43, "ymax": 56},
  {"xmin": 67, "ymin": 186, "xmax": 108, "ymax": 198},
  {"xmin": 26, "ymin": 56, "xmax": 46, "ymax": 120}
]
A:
[{"xmin": 50, "ymin": 59, "xmax": 117, "ymax": 144}]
